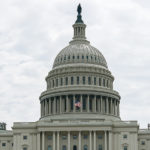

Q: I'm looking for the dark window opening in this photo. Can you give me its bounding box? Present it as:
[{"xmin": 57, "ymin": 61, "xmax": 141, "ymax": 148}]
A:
[
  {"xmin": 71, "ymin": 77, "xmax": 74, "ymax": 85},
  {"xmin": 66, "ymin": 77, "xmax": 68, "ymax": 85},
  {"xmin": 61, "ymin": 78, "xmax": 63, "ymax": 86},
  {"xmin": 83, "ymin": 76, "xmax": 85, "ymax": 85},
  {"xmin": 94, "ymin": 77, "xmax": 96, "ymax": 85},
  {"xmin": 88, "ymin": 77, "xmax": 91, "ymax": 85},
  {"xmin": 77, "ymin": 76, "xmax": 79, "ymax": 85},
  {"xmin": 83, "ymin": 98, "xmax": 86, "ymax": 110},
  {"xmin": 89, "ymin": 99, "xmax": 92, "ymax": 111}
]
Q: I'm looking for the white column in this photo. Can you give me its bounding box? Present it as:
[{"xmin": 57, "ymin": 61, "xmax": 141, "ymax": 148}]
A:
[
  {"xmin": 93, "ymin": 96, "xmax": 96, "ymax": 113},
  {"xmin": 37, "ymin": 133, "xmax": 40, "ymax": 150},
  {"xmin": 110, "ymin": 98, "xmax": 113, "ymax": 115},
  {"xmin": 45, "ymin": 100, "xmax": 48, "ymax": 115},
  {"xmin": 89, "ymin": 131, "xmax": 92, "ymax": 150},
  {"xmin": 80, "ymin": 95, "xmax": 83, "ymax": 112},
  {"xmin": 60, "ymin": 96, "xmax": 62, "ymax": 113},
  {"xmin": 94, "ymin": 131, "xmax": 96, "ymax": 150},
  {"xmin": 42, "ymin": 132, "xmax": 45, "ymax": 150},
  {"xmin": 57, "ymin": 132, "xmax": 60, "ymax": 150},
  {"xmin": 66, "ymin": 95, "xmax": 69, "ymax": 112},
  {"xmin": 54, "ymin": 97, "xmax": 56, "ymax": 114},
  {"xmin": 105, "ymin": 131, "xmax": 107, "ymax": 150},
  {"xmin": 73, "ymin": 95, "xmax": 75, "ymax": 112},
  {"xmin": 79, "ymin": 131, "xmax": 81, "ymax": 150},
  {"xmin": 106, "ymin": 97, "xmax": 109, "ymax": 114},
  {"xmin": 49, "ymin": 98, "xmax": 51, "ymax": 115},
  {"xmin": 101, "ymin": 96, "xmax": 103, "ymax": 113},
  {"xmin": 68, "ymin": 131, "xmax": 70, "ymax": 150},
  {"xmin": 109, "ymin": 132, "xmax": 112, "ymax": 150},
  {"xmin": 87, "ymin": 95, "xmax": 89, "ymax": 112},
  {"xmin": 53, "ymin": 132, "xmax": 56, "ymax": 150}
]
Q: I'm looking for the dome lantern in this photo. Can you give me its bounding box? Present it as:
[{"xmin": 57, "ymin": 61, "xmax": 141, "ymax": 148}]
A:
[{"xmin": 72, "ymin": 4, "xmax": 87, "ymax": 41}]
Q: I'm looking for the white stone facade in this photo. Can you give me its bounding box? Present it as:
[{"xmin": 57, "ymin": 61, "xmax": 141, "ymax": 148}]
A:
[{"xmin": 0, "ymin": 5, "xmax": 150, "ymax": 150}]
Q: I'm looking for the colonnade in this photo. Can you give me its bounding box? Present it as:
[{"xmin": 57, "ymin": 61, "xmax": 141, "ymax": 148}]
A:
[
  {"xmin": 41, "ymin": 95, "xmax": 120, "ymax": 118},
  {"xmin": 37, "ymin": 130, "xmax": 112, "ymax": 150}
]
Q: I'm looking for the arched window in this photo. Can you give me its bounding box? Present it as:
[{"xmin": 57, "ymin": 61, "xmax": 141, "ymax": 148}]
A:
[
  {"xmin": 83, "ymin": 145, "xmax": 88, "ymax": 150},
  {"xmin": 48, "ymin": 145, "xmax": 52, "ymax": 150},
  {"xmin": 73, "ymin": 145, "xmax": 77, "ymax": 150},
  {"xmin": 62, "ymin": 145, "xmax": 67, "ymax": 150}
]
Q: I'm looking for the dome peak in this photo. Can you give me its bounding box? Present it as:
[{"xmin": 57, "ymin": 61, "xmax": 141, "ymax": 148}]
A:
[{"xmin": 76, "ymin": 4, "xmax": 84, "ymax": 23}]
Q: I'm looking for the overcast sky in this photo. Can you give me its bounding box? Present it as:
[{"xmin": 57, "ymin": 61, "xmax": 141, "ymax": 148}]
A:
[{"xmin": 0, "ymin": 0, "xmax": 150, "ymax": 130}]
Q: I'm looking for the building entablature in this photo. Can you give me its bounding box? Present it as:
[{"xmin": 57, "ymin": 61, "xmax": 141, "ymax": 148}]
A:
[{"xmin": 40, "ymin": 88, "xmax": 120, "ymax": 101}]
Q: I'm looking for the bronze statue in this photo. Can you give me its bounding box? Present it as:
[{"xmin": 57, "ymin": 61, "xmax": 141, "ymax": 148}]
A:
[{"xmin": 77, "ymin": 4, "xmax": 82, "ymax": 15}]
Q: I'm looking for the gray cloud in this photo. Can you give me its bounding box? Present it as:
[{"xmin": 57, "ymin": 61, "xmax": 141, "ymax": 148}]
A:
[{"xmin": 0, "ymin": 0, "xmax": 150, "ymax": 129}]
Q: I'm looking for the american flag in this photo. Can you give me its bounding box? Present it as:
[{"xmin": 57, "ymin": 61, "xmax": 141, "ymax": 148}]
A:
[{"xmin": 75, "ymin": 101, "xmax": 81, "ymax": 107}]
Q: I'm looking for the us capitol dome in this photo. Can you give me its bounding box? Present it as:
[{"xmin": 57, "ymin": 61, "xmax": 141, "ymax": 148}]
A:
[
  {"xmin": 1, "ymin": 4, "xmax": 150, "ymax": 150},
  {"xmin": 40, "ymin": 4, "xmax": 121, "ymax": 122}
]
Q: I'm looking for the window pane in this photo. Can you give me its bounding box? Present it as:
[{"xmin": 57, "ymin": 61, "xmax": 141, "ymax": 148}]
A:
[
  {"xmin": 71, "ymin": 77, "xmax": 74, "ymax": 85},
  {"xmin": 83, "ymin": 76, "xmax": 85, "ymax": 85},
  {"xmin": 66, "ymin": 77, "xmax": 68, "ymax": 85},
  {"xmin": 84, "ymin": 145, "xmax": 88, "ymax": 150},
  {"xmin": 2, "ymin": 143, "xmax": 6, "ymax": 147},
  {"xmin": 77, "ymin": 76, "xmax": 79, "ymax": 85},
  {"xmin": 99, "ymin": 78, "xmax": 101, "ymax": 86},
  {"xmin": 23, "ymin": 136, "xmax": 27, "ymax": 140},
  {"xmin": 83, "ymin": 98, "xmax": 86, "ymax": 110},
  {"xmin": 94, "ymin": 77, "xmax": 96, "ymax": 85},
  {"xmin": 88, "ymin": 77, "xmax": 91, "ymax": 85}
]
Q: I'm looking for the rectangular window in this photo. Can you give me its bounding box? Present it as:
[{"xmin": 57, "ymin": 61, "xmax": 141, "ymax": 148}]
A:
[
  {"xmin": 23, "ymin": 148, "xmax": 27, "ymax": 150},
  {"xmin": 61, "ymin": 78, "xmax": 63, "ymax": 86},
  {"xmin": 83, "ymin": 134, "xmax": 88, "ymax": 139},
  {"xmin": 71, "ymin": 99, "xmax": 73, "ymax": 111},
  {"xmin": 99, "ymin": 78, "xmax": 101, "ymax": 86},
  {"xmin": 89, "ymin": 99, "xmax": 92, "ymax": 111},
  {"xmin": 98, "ymin": 145, "xmax": 102, "ymax": 150},
  {"xmin": 2, "ymin": 143, "xmax": 6, "ymax": 147},
  {"xmin": 77, "ymin": 76, "xmax": 79, "ymax": 85},
  {"xmin": 103, "ymin": 79, "xmax": 105, "ymax": 87},
  {"xmin": 56, "ymin": 79, "xmax": 58, "ymax": 87},
  {"xmin": 124, "ymin": 146, "xmax": 127, "ymax": 150},
  {"xmin": 23, "ymin": 136, "xmax": 27, "ymax": 140},
  {"xmin": 123, "ymin": 134, "xmax": 127, "ymax": 139},
  {"xmin": 62, "ymin": 135, "xmax": 67, "ymax": 140},
  {"xmin": 141, "ymin": 141, "xmax": 145, "ymax": 145},
  {"xmin": 66, "ymin": 77, "xmax": 68, "ymax": 85},
  {"xmin": 53, "ymin": 80, "xmax": 54, "ymax": 87},
  {"xmin": 83, "ymin": 98, "xmax": 86, "ymax": 110},
  {"xmin": 88, "ymin": 77, "xmax": 91, "ymax": 85},
  {"xmin": 83, "ymin": 76, "xmax": 85, "ymax": 85},
  {"xmin": 71, "ymin": 77, "xmax": 74, "ymax": 85},
  {"xmin": 106, "ymin": 80, "xmax": 109, "ymax": 87},
  {"xmin": 94, "ymin": 77, "xmax": 96, "ymax": 85},
  {"xmin": 48, "ymin": 135, "xmax": 52, "ymax": 140}
]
